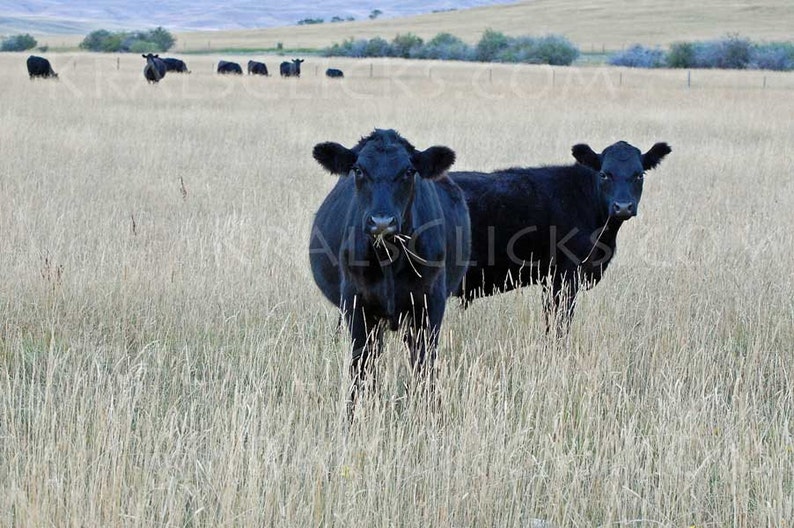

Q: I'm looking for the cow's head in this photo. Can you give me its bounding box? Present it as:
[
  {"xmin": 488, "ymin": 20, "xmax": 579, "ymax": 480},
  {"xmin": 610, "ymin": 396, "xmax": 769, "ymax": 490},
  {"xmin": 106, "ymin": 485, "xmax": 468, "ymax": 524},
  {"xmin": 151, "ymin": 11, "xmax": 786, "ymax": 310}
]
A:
[
  {"xmin": 142, "ymin": 53, "xmax": 160, "ymax": 61},
  {"xmin": 572, "ymin": 140, "xmax": 671, "ymax": 221},
  {"xmin": 313, "ymin": 129, "xmax": 455, "ymax": 239}
]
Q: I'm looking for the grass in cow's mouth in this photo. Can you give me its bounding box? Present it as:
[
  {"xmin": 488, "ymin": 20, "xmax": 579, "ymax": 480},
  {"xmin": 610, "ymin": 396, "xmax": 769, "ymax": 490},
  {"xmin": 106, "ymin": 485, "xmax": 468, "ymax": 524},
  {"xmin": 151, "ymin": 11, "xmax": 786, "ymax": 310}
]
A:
[{"xmin": 372, "ymin": 233, "xmax": 426, "ymax": 277}]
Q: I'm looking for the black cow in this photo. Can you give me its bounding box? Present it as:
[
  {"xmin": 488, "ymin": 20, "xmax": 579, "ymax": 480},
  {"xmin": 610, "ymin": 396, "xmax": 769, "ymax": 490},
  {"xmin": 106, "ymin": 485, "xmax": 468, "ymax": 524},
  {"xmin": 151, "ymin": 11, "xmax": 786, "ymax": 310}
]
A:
[
  {"xmin": 280, "ymin": 58, "xmax": 304, "ymax": 77},
  {"xmin": 310, "ymin": 129, "xmax": 470, "ymax": 410},
  {"xmin": 217, "ymin": 60, "xmax": 243, "ymax": 74},
  {"xmin": 142, "ymin": 53, "xmax": 166, "ymax": 83},
  {"xmin": 326, "ymin": 68, "xmax": 344, "ymax": 78},
  {"xmin": 27, "ymin": 55, "xmax": 58, "ymax": 79},
  {"xmin": 162, "ymin": 57, "xmax": 190, "ymax": 73},
  {"xmin": 247, "ymin": 60, "xmax": 269, "ymax": 75},
  {"xmin": 452, "ymin": 140, "xmax": 671, "ymax": 331}
]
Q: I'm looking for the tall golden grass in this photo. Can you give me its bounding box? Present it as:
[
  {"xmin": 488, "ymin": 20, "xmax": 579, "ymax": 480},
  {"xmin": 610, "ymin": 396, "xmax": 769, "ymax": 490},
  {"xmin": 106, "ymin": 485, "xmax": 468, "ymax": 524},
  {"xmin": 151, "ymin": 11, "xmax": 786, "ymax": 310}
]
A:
[{"xmin": 1, "ymin": 52, "xmax": 792, "ymax": 526}]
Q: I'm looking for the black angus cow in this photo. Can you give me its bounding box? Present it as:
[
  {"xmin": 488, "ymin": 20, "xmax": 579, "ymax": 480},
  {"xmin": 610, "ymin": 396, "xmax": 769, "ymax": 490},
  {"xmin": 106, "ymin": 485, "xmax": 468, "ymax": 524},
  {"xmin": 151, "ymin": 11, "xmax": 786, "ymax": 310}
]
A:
[
  {"xmin": 27, "ymin": 55, "xmax": 58, "ymax": 79},
  {"xmin": 217, "ymin": 60, "xmax": 243, "ymax": 74},
  {"xmin": 247, "ymin": 60, "xmax": 269, "ymax": 75},
  {"xmin": 326, "ymin": 68, "xmax": 344, "ymax": 78},
  {"xmin": 142, "ymin": 53, "xmax": 166, "ymax": 83},
  {"xmin": 452, "ymin": 140, "xmax": 671, "ymax": 331},
  {"xmin": 310, "ymin": 129, "xmax": 470, "ymax": 409},
  {"xmin": 162, "ymin": 57, "xmax": 190, "ymax": 73},
  {"xmin": 280, "ymin": 58, "xmax": 304, "ymax": 77}
]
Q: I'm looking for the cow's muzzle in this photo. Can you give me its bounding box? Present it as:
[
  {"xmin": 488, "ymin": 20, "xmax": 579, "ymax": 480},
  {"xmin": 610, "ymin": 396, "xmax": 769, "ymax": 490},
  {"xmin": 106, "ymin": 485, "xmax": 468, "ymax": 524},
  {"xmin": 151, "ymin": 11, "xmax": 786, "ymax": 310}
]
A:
[
  {"xmin": 611, "ymin": 201, "xmax": 636, "ymax": 220},
  {"xmin": 367, "ymin": 215, "xmax": 398, "ymax": 237}
]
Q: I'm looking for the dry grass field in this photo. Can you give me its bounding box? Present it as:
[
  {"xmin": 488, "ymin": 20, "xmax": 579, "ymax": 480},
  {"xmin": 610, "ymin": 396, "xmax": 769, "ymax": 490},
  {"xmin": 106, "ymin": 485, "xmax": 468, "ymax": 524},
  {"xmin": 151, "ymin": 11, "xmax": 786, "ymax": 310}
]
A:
[{"xmin": 1, "ymin": 52, "xmax": 793, "ymax": 526}]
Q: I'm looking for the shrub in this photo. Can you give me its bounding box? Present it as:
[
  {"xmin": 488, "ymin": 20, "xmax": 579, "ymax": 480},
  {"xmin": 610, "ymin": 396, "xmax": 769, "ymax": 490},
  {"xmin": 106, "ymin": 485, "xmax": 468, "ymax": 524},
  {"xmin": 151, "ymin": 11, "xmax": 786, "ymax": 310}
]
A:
[
  {"xmin": 321, "ymin": 31, "xmax": 577, "ymax": 65},
  {"xmin": 527, "ymin": 35, "xmax": 580, "ymax": 65},
  {"xmin": 667, "ymin": 42, "xmax": 695, "ymax": 68},
  {"xmin": 80, "ymin": 27, "xmax": 175, "ymax": 52},
  {"xmin": 609, "ymin": 45, "xmax": 665, "ymax": 68},
  {"xmin": 364, "ymin": 37, "xmax": 392, "ymax": 57},
  {"xmin": 414, "ymin": 33, "xmax": 473, "ymax": 61},
  {"xmin": 128, "ymin": 41, "xmax": 159, "ymax": 54},
  {"xmin": 476, "ymin": 29, "xmax": 510, "ymax": 62},
  {"xmin": 391, "ymin": 33, "xmax": 423, "ymax": 59},
  {"xmin": 1, "ymin": 33, "xmax": 37, "ymax": 52},
  {"xmin": 750, "ymin": 42, "xmax": 794, "ymax": 71}
]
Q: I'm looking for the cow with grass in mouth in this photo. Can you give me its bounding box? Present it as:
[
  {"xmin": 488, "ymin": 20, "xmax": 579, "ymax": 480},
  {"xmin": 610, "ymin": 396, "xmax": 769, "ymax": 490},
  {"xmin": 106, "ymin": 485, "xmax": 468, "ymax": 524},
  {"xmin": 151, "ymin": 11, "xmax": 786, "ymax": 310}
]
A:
[
  {"xmin": 309, "ymin": 129, "xmax": 471, "ymax": 410},
  {"xmin": 452, "ymin": 140, "xmax": 671, "ymax": 332}
]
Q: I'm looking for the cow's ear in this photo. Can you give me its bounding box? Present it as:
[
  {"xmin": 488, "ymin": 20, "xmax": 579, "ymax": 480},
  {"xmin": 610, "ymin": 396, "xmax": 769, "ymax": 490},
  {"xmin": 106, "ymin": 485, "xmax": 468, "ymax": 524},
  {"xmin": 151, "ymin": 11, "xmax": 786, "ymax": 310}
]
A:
[
  {"xmin": 642, "ymin": 142, "xmax": 671, "ymax": 171},
  {"xmin": 413, "ymin": 146, "xmax": 456, "ymax": 180},
  {"xmin": 313, "ymin": 142, "xmax": 357, "ymax": 175},
  {"xmin": 141, "ymin": 54, "xmax": 147, "ymax": 58},
  {"xmin": 572, "ymin": 144, "xmax": 601, "ymax": 170}
]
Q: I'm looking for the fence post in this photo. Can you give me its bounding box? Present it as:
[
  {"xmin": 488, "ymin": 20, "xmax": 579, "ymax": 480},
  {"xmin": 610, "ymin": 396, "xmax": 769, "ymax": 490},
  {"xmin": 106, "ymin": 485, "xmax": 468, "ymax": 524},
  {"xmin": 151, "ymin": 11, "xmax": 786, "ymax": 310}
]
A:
[
  {"xmin": 370, "ymin": 63, "xmax": 373, "ymax": 78},
  {"xmin": 117, "ymin": 57, "xmax": 120, "ymax": 70},
  {"xmin": 619, "ymin": 72, "xmax": 622, "ymax": 86},
  {"xmin": 687, "ymin": 70, "xmax": 691, "ymax": 88},
  {"xmin": 489, "ymin": 68, "xmax": 492, "ymax": 83},
  {"xmin": 763, "ymin": 76, "xmax": 767, "ymax": 89}
]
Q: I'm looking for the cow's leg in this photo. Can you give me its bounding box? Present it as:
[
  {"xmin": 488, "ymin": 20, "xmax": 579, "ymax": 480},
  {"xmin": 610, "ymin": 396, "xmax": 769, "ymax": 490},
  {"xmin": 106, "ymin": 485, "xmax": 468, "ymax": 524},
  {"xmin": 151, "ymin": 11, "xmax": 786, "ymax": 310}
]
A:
[
  {"xmin": 404, "ymin": 281, "xmax": 446, "ymax": 379},
  {"xmin": 543, "ymin": 272, "xmax": 579, "ymax": 335},
  {"xmin": 343, "ymin": 294, "xmax": 383, "ymax": 417}
]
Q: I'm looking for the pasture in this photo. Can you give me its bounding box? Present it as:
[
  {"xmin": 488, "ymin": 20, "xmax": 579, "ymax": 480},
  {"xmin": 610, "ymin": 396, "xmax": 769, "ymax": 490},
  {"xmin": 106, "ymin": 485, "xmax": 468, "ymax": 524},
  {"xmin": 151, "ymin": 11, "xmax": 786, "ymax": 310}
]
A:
[{"xmin": 1, "ymin": 52, "xmax": 792, "ymax": 526}]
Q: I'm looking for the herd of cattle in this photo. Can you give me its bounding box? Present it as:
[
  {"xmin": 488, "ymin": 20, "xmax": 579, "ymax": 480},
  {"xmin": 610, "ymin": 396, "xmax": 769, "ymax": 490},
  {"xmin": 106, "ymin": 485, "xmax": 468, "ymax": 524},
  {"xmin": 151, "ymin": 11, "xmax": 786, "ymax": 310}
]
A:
[
  {"xmin": 309, "ymin": 129, "xmax": 670, "ymax": 409},
  {"xmin": 24, "ymin": 53, "xmax": 672, "ymax": 411},
  {"xmin": 25, "ymin": 54, "xmax": 344, "ymax": 83}
]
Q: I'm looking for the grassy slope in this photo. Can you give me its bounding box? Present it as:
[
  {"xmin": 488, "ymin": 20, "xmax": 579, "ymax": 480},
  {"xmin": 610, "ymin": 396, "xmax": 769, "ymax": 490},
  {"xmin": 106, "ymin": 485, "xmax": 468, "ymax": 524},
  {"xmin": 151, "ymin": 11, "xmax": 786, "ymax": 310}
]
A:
[
  {"xmin": 34, "ymin": 0, "xmax": 794, "ymax": 53},
  {"xmin": 172, "ymin": 0, "xmax": 793, "ymax": 52}
]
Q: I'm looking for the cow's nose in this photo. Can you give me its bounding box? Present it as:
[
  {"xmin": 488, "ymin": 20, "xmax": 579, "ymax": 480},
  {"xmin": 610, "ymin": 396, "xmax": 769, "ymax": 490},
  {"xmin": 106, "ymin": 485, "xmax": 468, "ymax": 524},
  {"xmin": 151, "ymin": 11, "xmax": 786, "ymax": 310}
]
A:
[
  {"xmin": 612, "ymin": 202, "xmax": 635, "ymax": 219},
  {"xmin": 368, "ymin": 215, "xmax": 397, "ymax": 236}
]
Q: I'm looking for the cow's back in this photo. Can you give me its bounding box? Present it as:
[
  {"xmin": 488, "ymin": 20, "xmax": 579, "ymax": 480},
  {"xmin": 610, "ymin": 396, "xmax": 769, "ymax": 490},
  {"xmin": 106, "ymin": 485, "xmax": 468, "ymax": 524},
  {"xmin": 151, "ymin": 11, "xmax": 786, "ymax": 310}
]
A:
[{"xmin": 451, "ymin": 165, "xmax": 598, "ymax": 298}]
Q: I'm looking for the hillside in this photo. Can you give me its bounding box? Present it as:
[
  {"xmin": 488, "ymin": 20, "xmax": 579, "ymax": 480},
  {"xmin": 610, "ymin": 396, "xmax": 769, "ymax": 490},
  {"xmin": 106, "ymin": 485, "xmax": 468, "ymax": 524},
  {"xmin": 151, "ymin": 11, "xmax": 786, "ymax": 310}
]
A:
[
  {"xmin": 169, "ymin": 0, "xmax": 794, "ymax": 53},
  {"xmin": 0, "ymin": 0, "xmax": 507, "ymax": 35}
]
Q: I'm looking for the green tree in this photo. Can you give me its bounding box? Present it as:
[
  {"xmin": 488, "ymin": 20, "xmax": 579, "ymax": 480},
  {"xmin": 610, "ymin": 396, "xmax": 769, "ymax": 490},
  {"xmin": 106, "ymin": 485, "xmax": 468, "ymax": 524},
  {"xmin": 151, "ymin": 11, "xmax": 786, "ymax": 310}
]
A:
[
  {"xmin": 145, "ymin": 27, "xmax": 175, "ymax": 51},
  {"xmin": 476, "ymin": 29, "xmax": 510, "ymax": 62},
  {"xmin": 391, "ymin": 33, "xmax": 423, "ymax": 58},
  {"xmin": 667, "ymin": 42, "xmax": 695, "ymax": 68},
  {"xmin": 1, "ymin": 33, "xmax": 37, "ymax": 52}
]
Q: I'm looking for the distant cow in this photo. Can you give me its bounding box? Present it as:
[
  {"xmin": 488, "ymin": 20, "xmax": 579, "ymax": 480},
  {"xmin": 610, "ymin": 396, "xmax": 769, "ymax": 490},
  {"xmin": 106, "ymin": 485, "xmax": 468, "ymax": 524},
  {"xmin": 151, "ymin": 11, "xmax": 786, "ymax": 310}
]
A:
[
  {"xmin": 142, "ymin": 53, "xmax": 166, "ymax": 83},
  {"xmin": 326, "ymin": 68, "xmax": 344, "ymax": 78},
  {"xmin": 451, "ymin": 140, "xmax": 671, "ymax": 331},
  {"xmin": 310, "ymin": 129, "xmax": 470, "ymax": 410},
  {"xmin": 247, "ymin": 60, "xmax": 269, "ymax": 75},
  {"xmin": 217, "ymin": 60, "xmax": 243, "ymax": 75},
  {"xmin": 280, "ymin": 58, "xmax": 304, "ymax": 77},
  {"xmin": 26, "ymin": 55, "xmax": 58, "ymax": 79},
  {"xmin": 162, "ymin": 58, "xmax": 190, "ymax": 73}
]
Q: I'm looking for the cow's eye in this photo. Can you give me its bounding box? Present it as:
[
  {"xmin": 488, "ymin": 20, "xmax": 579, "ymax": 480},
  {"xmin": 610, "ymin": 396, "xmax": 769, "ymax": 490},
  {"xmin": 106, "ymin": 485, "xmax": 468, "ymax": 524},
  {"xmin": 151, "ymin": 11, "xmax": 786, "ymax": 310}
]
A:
[
  {"xmin": 635, "ymin": 172, "xmax": 645, "ymax": 181},
  {"xmin": 402, "ymin": 168, "xmax": 417, "ymax": 181},
  {"xmin": 600, "ymin": 172, "xmax": 611, "ymax": 181},
  {"xmin": 352, "ymin": 167, "xmax": 363, "ymax": 179}
]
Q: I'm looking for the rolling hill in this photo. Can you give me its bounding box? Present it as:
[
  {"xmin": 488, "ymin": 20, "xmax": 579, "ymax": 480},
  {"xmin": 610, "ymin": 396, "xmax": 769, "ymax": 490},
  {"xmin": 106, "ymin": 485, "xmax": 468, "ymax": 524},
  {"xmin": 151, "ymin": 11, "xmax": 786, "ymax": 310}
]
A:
[
  {"xmin": 0, "ymin": 0, "xmax": 508, "ymax": 34},
  {"xmin": 16, "ymin": 0, "xmax": 794, "ymax": 54}
]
